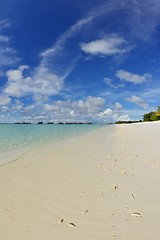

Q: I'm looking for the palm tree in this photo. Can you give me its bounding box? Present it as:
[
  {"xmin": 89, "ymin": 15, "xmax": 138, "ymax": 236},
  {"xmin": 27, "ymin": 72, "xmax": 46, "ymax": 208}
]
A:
[{"xmin": 157, "ymin": 106, "xmax": 160, "ymax": 112}]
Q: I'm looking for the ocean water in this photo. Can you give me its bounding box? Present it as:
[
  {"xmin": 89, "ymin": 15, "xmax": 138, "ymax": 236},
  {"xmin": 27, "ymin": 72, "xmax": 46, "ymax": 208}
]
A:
[{"xmin": 0, "ymin": 124, "xmax": 103, "ymax": 165}]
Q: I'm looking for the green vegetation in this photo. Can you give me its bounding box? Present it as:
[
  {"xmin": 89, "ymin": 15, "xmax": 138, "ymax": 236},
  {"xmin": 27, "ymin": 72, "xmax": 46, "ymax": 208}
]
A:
[
  {"xmin": 115, "ymin": 120, "xmax": 142, "ymax": 124},
  {"xmin": 143, "ymin": 106, "xmax": 160, "ymax": 122},
  {"xmin": 115, "ymin": 106, "xmax": 160, "ymax": 124},
  {"xmin": 116, "ymin": 106, "xmax": 160, "ymax": 124}
]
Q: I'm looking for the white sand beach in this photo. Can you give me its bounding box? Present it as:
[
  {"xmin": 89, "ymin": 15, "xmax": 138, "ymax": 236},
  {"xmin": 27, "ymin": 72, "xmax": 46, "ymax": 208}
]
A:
[{"xmin": 0, "ymin": 122, "xmax": 160, "ymax": 239}]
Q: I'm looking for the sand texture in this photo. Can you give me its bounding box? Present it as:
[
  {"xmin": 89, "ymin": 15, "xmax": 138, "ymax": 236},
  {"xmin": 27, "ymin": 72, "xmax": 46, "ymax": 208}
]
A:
[{"xmin": 0, "ymin": 122, "xmax": 160, "ymax": 239}]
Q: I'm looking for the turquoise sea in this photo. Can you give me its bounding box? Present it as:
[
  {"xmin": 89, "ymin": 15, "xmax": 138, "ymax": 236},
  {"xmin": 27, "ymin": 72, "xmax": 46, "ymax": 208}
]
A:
[{"xmin": 0, "ymin": 124, "xmax": 103, "ymax": 165}]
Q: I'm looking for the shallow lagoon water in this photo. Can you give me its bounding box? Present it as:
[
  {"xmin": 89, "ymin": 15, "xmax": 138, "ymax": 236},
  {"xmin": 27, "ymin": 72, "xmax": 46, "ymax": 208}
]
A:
[{"xmin": 0, "ymin": 124, "xmax": 103, "ymax": 165}]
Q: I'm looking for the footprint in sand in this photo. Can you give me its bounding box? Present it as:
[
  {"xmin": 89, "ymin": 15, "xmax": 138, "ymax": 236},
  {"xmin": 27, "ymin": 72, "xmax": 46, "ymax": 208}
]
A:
[
  {"xmin": 121, "ymin": 168, "xmax": 128, "ymax": 176},
  {"xmin": 59, "ymin": 219, "xmax": 77, "ymax": 228},
  {"xmin": 145, "ymin": 159, "xmax": 157, "ymax": 167},
  {"xmin": 98, "ymin": 163, "xmax": 111, "ymax": 172},
  {"xmin": 113, "ymin": 184, "xmax": 119, "ymax": 191}
]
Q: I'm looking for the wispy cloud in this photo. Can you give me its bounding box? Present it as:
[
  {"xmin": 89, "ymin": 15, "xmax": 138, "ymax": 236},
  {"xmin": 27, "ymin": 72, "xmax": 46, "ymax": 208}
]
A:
[
  {"xmin": 124, "ymin": 0, "xmax": 160, "ymax": 41},
  {"xmin": 116, "ymin": 70, "xmax": 152, "ymax": 84},
  {"xmin": 103, "ymin": 77, "xmax": 124, "ymax": 89},
  {"xmin": 39, "ymin": 0, "xmax": 134, "ymax": 76},
  {"xmin": 40, "ymin": 1, "xmax": 124, "ymax": 59},
  {"xmin": 142, "ymin": 86, "xmax": 160, "ymax": 99},
  {"xmin": 0, "ymin": 35, "xmax": 9, "ymax": 43},
  {"xmin": 0, "ymin": 47, "xmax": 19, "ymax": 67},
  {"xmin": 0, "ymin": 19, "xmax": 12, "ymax": 30},
  {"xmin": 125, "ymin": 95, "xmax": 148, "ymax": 108},
  {"xmin": 34, "ymin": 5, "xmax": 109, "ymax": 92},
  {"xmin": 0, "ymin": 19, "xmax": 19, "ymax": 67},
  {"xmin": 40, "ymin": 16, "xmax": 94, "ymax": 59},
  {"xmin": 31, "ymin": 1, "xmax": 128, "ymax": 100}
]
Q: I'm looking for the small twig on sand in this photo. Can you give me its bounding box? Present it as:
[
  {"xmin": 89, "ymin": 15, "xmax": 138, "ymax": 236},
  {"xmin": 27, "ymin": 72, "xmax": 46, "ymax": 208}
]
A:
[
  {"xmin": 84, "ymin": 210, "xmax": 88, "ymax": 214},
  {"xmin": 69, "ymin": 222, "xmax": 76, "ymax": 227},
  {"xmin": 131, "ymin": 193, "xmax": 136, "ymax": 199}
]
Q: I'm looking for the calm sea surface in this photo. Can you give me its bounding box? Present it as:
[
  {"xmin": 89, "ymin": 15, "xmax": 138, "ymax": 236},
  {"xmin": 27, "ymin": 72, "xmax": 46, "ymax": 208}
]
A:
[{"xmin": 0, "ymin": 124, "xmax": 103, "ymax": 165}]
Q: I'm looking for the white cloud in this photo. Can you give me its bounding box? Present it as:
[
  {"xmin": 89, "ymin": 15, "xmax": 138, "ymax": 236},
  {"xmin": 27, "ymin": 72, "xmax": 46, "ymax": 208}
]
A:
[
  {"xmin": 0, "ymin": 92, "xmax": 133, "ymax": 123},
  {"xmin": 116, "ymin": 70, "xmax": 152, "ymax": 84},
  {"xmin": 5, "ymin": 66, "xmax": 32, "ymax": 98},
  {"xmin": 33, "ymin": 66, "xmax": 64, "ymax": 96},
  {"xmin": 44, "ymin": 96, "xmax": 105, "ymax": 116},
  {"xmin": 116, "ymin": 114, "xmax": 130, "ymax": 122},
  {"xmin": 7, "ymin": 68, "xmax": 24, "ymax": 82},
  {"xmin": 98, "ymin": 107, "xmax": 130, "ymax": 123},
  {"xmin": 125, "ymin": 95, "xmax": 148, "ymax": 108},
  {"xmin": 4, "ymin": 65, "xmax": 64, "ymax": 98},
  {"xmin": 102, "ymin": 108, "xmax": 113, "ymax": 116},
  {"xmin": 114, "ymin": 102, "xmax": 123, "ymax": 110},
  {"xmin": 85, "ymin": 96, "xmax": 105, "ymax": 108},
  {"xmin": 45, "ymin": 100, "xmax": 128, "ymax": 123},
  {"xmin": 80, "ymin": 36, "xmax": 132, "ymax": 56}
]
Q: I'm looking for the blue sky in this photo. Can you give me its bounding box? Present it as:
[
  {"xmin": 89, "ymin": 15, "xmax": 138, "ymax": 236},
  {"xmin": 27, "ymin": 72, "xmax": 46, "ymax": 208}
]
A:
[{"xmin": 0, "ymin": 0, "xmax": 160, "ymax": 123}]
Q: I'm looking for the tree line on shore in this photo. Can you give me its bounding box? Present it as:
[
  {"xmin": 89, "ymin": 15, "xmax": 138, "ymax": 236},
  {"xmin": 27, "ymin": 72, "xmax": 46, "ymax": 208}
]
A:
[
  {"xmin": 142, "ymin": 106, "xmax": 160, "ymax": 122},
  {"xmin": 116, "ymin": 106, "xmax": 160, "ymax": 124}
]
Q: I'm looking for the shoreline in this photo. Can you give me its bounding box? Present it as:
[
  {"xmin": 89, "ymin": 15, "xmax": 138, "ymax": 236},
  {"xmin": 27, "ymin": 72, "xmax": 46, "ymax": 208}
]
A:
[
  {"xmin": 0, "ymin": 124, "xmax": 105, "ymax": 167},
  {"xmin": 0, "ymin": 122, "xmax": 160, "ymax": 239}
]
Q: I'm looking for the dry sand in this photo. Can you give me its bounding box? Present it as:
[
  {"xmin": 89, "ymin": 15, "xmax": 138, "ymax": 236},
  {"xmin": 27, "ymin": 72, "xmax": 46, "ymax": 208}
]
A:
[{"xmin": 0, "ymin": 122, "xmax": 160, "ymax": 239}]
